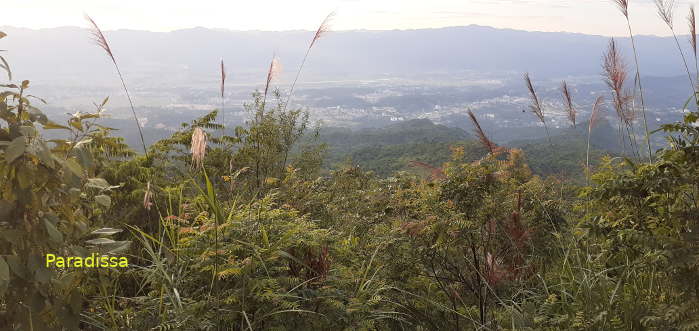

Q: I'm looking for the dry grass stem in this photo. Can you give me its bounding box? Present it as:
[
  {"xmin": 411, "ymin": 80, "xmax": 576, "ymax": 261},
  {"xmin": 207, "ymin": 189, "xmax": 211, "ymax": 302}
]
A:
[
  {"xmin": 220, "ymin": 59, "xmax": 226, "ymax": 132},
  {"xmin": 284, "ymin": 12, "xmax": 335, "ymax": 112},
  {"xmin": 589, "ymin": 96, "xmax": 605, "ymax": 131},
  {"xmin": 586, "ymin": 96, "xmax": 605, "ymax": 185},
  {"xmin": 85, "ymin": 15, "xmax": 147, "ymax": 155}
]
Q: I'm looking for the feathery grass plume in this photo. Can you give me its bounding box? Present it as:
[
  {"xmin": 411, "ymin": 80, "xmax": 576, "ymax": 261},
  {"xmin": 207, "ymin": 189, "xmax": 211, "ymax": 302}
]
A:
[
  {"xmin": 284, "ymin": 12, "xmax": 335, "ymax": 111},
  {"xmin": 467, "ymin": 109, "xmax": 502, "ymax": 155},
  {"xmin": 220, "ymin": 59, "xmax": 226, "ymax": 100},
  {"xmin": 191, "ymin": 127, "xmax": 208, "ymax": 170},
  {"xmin": 603, "ymin": 38, "xmax": 641, "ymax": 156},
  {"xmin": 311, "ymin": 12, "xmax": 335, "ymax": 49},
  {"xmin": 613, "ymin": 0, "xmax": 629, "ymax": 18},
  {"xmin": 143, "ymin": 181, "xmax": 153, "ymax": 210},
  {"xmin": 610, "ymin": 0, "xmax": 653, "ymax": 162},
  {"xmin": 689, "ymin": 6, "xmax": 699, "ymax": 87},
  {"xmin": 655, "ymin": 0, "xmax": 676, "ymax": 27},
  {"xmin": 603, "ymin": 39, "xmax": 634, "ymax": 125},
  {"xmin": 220, "ymin": 59, "xmax": 226, "ymax": 129},
  {"xmin": 523, "ymin": 72, "xmax": 551, "ymax": 143},
  {"xmin": 603, "ymin": 39, "xmax": 637, "ymax": 156},
  {"xmin": 586, "ymin": 96, "xmax": 605, "ymax": 185},
  {"xmin": 85, "ymin": 15, "xmax": 147, "ymax": 155},
  {"xmin": 561, "ymin": 81, "xmax": 577, "ymax": 128},
  {"xmin": 691, "ymin": 6, "xmax": 697, "ymax": 54},
  {"xmin": 263, "ymin": 55, "xmax": 281, "ymax": 100},
  {"xmin": 655, "ymin": 0, "xmax": 696, "ymax": 92}
]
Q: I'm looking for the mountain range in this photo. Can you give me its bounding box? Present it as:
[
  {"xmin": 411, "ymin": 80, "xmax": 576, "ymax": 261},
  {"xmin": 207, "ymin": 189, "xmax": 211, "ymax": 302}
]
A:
[{"xmin": 1, "ymin": 24, "xmax": 696, "ymax": 85}]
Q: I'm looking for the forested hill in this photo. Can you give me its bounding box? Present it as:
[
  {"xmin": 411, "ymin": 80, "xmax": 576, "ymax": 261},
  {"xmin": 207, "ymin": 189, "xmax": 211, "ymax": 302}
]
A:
[{"xmin": 316, "ymin": 118, "xmax": 617, "ymax": 180}]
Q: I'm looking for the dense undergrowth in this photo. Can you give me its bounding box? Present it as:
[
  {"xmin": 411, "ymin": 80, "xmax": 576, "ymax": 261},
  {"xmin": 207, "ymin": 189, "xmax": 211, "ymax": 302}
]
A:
[{"xmin": 3, "ymin": 7, "xmax": 699, "ymax": 329}]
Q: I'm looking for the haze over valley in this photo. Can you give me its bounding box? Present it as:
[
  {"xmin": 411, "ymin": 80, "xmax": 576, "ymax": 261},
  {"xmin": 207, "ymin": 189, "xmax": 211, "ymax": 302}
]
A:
[{"xmin": 2, "ymin": 24, "xmax": 693, "ymax": 147}]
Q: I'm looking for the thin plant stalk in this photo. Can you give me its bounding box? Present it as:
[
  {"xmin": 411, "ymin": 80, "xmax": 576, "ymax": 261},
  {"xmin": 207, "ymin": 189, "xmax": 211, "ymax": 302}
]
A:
[
  {"xmin": 612, "ymin": 1, "xmax": 653, "ymax": 162},
  {"xmin": 603, "ymin": 38, "xmax": 637, "ymax": 158},
  {"xmin": 220, "ymin": 59, "xmax": 226, "ymax": 136},
  {"xmin": 689, "ymin": 6, "xmax": 699, "ymax": 100},
  {"xmin": 85, "ymin": 15, "xmax": 147, "ymax": 156},
  {"xmin": 587, "ymin": 97, "xmax": 604, "ymax": 186},
  {"xmin": 284, "ymin": 12, "xmax": 334, "ymax": 112},
  {"xmin": 655, "ymin": 0, "xmax": 696, "ymax": 93}
]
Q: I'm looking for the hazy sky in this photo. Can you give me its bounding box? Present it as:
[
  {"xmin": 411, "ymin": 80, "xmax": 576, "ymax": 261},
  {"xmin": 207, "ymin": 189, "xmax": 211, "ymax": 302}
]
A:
[{"xmin": 2, "ymin": 0, "xmax": 696, "ymax": 36}]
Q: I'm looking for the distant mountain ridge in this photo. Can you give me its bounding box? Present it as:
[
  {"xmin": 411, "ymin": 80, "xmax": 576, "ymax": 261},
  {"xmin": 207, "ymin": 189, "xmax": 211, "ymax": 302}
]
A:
[{"xmin": 0, "ymin": 24, "xmax": 695, "ymax": 85}]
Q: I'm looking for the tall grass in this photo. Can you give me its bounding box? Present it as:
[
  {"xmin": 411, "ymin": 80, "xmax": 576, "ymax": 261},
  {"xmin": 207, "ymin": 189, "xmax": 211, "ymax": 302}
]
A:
[
  {"xmin": 467, "ymin": 109, "xmax": 501, "ymax": 155},
  {"xmin": 523, "ymin": 72, "xmax": 551, "ymax": 143},
  {"xmin": 263, "ymin": 55, "xmax": 281, "ymax": 109},
  {"xmin": 586, "ymin": 96, "xmax": 605, "ymax": 185},
  {"xmin": 220, "ymin": 59, "xmax": 226, "ymax": 135},
  {"xmin": 561, "ymin": 81, "xmax": 576, "ymax": 128},
  {"xmin": 603, "ymin": 38, "xmax": 639, "ymax": 157},
  {"xmin": 690, "ymin": 6, "xmax": 699, "ymax": 82},
  {"xmin": 284, "ymin": 12, "xmax": 335, "ymax": 111},
  {"xmin": 611, "ymin": 0, "xmax": 652, "ymax": 162},
  {"xmin": 85, "ymin": 15, "xmax": 148, "ymax": 155},
  {"xmin": 655, "ymin": 0, "xmax": 696, "ymax": 93}
]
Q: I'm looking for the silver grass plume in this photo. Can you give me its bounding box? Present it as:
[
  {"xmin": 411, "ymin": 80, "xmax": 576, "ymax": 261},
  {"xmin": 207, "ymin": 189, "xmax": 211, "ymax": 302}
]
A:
[
  {"xmin": 191, "ymin": 127, "xmax": 208, "ymax": 170},
  {"xmin": 85, "ymin": 15, "xmax": 147, "ymax": 155}
]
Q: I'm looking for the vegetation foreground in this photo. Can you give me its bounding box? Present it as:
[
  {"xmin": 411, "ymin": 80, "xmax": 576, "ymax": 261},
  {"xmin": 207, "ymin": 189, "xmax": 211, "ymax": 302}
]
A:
[{"xmin": 3, "ymin": 2, "xmax": 699, "ymax": 329}]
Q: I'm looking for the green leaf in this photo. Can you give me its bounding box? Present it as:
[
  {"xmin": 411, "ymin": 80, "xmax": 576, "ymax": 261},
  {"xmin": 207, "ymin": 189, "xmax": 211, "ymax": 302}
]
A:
[
  {"xmin": 42, "ymin": 121, "xmax": 70, "ymax": 130},
  {"xmin": 5, "ymin": 255, "xmax": 25, "ymax": 279},
  {"xmin": 0, "ymin": 55, "xmax": 11, "ymax": 81},
  {"xmin": 34, "ymin": 265, "xmax": 51, "ymax": 283},
  {"xmin": 63, "ymin": 158, "xmax": 83, "ymax": 177},
  {"xmin": 44, "ymin": 218, "xmax": 63, "ymax": 243},
  {"xmin": 95, "ymin": 194, "xmax": 111, "ymax": 208},
  {"xmin": 27, "ymin": 106, "xmax": 48, "ymax": 124},
  {"xmin": 85, "ymin": 238, "xmax": 116, "ymax": 245},
  {"xmin": 74, "ymin": 138, "xmax": 93, "ymax": 149},
  {"xmin": 5, "ymin": 136, "xmax": 25, "ymax": 163},
  {"xmin": 86, "ymin": 178, "xmax": 110, "ymax": 190},
  {"xmin": 105, "ymin": 241, "xmax": 131, "ymax": 254},
  {"xmin": 36, "ymin": 141, "xmax": 54, "ymax": 167},
  {"xmin": 26, "ymin": 95, "xmax": 47, "ymax": 104},
  {"xmin": 91, "ymin": 227, "xmax": 122, "ymax": 236}
]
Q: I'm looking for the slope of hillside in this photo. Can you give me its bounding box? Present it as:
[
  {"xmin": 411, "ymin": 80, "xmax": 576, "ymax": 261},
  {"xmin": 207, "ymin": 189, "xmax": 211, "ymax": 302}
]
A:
[{"xmin": 315, "ymin": 118, "xmax": 616, "ymax": 179}]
